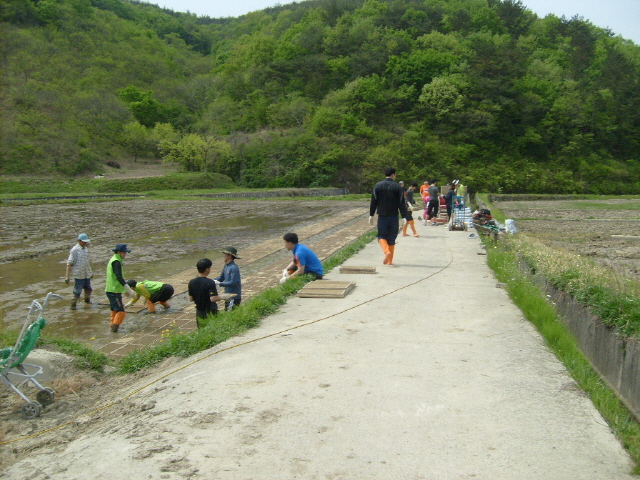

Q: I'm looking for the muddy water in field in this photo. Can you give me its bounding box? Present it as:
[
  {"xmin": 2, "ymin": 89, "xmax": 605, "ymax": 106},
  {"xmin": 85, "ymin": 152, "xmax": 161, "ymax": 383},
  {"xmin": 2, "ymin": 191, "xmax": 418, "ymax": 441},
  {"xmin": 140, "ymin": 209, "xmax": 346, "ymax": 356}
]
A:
[{"xmin": 0, "ymin": 199, "xmax": 365, "ymax": 347}]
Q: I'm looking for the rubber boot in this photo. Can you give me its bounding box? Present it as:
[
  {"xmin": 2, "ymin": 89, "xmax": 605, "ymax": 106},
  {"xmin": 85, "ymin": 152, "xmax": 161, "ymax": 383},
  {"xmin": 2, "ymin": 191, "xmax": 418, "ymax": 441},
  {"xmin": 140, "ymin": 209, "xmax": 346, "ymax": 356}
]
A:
[
  {"xmin": 71, "ymin": 295, "xmax": 79, "ymax": 310},
  {"xmin": 388, "ymin": 244, "xmax": 395, "ymax": 265},
  {"xmin": 409, "ymin": 220, "xmax": 419, "ymax": 237},
  {"xmin": 111, "ymin": 311, "xmax": 125, "ymax": 333},
  {"xmin": 378, "ymin": 239, "xmax": 391, "ymax": 265},
  {"xmin": 84, "ymin": 292, "xmax": 92, "ymax": 304},
  {"xmin": 145, "ymin": 299, "xmax": 156, "ymax": 314}
]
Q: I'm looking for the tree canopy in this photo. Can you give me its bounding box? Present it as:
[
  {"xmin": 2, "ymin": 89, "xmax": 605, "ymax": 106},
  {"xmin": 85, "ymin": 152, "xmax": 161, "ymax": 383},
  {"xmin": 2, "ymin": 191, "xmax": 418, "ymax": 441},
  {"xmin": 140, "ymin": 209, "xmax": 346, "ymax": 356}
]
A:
[{"xmin": 1, "ymin": 0, "xmax": 639, "ymax": 193}]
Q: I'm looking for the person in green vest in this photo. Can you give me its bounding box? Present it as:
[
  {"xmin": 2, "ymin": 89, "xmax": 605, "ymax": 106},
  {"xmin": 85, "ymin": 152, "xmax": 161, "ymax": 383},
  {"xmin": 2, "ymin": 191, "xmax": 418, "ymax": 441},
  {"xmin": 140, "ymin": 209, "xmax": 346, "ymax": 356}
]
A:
[
  {"xmin": 124, "ymin": 279, "xmax": 174, "ymax": 314},
  {"xmin": 105, "ymin": 243, "xmax": 135, "ymax": 333}
]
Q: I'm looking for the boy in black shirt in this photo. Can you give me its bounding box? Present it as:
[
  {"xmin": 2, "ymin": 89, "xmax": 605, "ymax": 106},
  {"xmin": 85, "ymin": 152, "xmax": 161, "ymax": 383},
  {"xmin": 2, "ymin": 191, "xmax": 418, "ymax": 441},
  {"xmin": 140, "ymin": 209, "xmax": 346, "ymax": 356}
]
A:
[{"xmin": 188, "ymin": 258, "xmax": 234, "ymax": 328}]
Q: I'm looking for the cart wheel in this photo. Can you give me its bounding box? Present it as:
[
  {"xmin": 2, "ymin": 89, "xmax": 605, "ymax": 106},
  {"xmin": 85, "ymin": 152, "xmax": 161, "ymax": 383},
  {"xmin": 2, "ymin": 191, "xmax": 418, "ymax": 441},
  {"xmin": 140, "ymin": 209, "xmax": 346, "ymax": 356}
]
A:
[
  {"xmin": 21, "ymin": 401, "xmax": 42, "ymax": 419},
  {"xmin": 36, "ymin": 388, "xmax": 55, "ymax": 406}
]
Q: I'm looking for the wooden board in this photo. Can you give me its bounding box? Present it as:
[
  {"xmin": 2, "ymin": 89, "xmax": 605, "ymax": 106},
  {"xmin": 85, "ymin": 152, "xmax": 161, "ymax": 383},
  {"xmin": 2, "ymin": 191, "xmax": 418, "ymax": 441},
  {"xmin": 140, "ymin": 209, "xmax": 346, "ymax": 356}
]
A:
[
  {"xmin": 297, "ymin": 281, "xmax": 356, "ymax": 298},
  {"xmin": 339, "ymin": 266, "xmax": 377, "ymax": 274}
]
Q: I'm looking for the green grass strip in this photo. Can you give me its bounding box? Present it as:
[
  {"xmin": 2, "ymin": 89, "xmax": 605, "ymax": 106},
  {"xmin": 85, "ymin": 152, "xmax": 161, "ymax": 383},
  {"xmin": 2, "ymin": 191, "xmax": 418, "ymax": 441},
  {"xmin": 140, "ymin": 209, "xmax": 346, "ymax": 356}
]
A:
[
  {"xmin": 39, "ymin": 337, "xmax": 109, "ymax": 372},
  {"xmin": 116, "ymin": 230, "xmax": 377, "ymax": 375},
  {"xmin": 486, "ymin": 235, "xmax": 640, "ymax": 474}
]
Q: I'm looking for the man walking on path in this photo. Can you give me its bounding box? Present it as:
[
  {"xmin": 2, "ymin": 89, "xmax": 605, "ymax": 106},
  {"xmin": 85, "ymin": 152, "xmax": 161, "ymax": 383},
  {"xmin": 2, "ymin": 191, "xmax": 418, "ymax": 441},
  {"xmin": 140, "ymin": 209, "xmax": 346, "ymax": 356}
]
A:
[
  {"xmin": 369, "ymin": 167, "xmax": 410, "ymax": 265},
  {"xmin": 105, "ymin": 243, "xmax": 135, "ymax": 333},
  {"xmin": 65, "ymin": 233, "xmax": 93, "ymax": 310}
]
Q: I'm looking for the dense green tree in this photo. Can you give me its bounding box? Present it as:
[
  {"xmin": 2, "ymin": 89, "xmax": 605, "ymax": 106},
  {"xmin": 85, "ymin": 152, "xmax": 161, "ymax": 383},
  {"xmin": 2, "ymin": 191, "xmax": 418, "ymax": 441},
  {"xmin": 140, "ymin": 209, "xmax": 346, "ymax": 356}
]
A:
[
  {"xmin": 119, "ymin": 121, "xmax": 151, "ymax": 161},
  {"xmin": 1, "ymin": 0, "xmax": 639, "ymax": 193}
]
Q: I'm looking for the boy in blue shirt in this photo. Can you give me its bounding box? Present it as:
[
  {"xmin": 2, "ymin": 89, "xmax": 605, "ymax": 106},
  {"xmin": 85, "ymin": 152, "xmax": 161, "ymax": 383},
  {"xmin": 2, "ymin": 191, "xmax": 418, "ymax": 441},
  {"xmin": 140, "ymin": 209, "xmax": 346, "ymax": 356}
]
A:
[{"xmin": 281, "ymin": 233, "xmax": 323, "ymax": 283}]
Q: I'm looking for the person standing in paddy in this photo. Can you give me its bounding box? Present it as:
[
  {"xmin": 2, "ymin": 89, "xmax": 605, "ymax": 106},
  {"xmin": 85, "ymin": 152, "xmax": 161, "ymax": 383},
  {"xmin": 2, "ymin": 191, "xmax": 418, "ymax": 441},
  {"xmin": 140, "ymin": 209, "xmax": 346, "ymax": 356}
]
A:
[
  {"xmin": 65, "ymin": 233, "xmax": 93, "ymax": 310},
  {"xmin": 369, "ymin": 167, "xmax": 410, "ymax": 265},
  {"xmin": 105, "ymin": 243, "xmax": 135, "ymax": 333},
  {"xmin": 214, "ymin": 247, "xmax": 242, "ymax": 311}
]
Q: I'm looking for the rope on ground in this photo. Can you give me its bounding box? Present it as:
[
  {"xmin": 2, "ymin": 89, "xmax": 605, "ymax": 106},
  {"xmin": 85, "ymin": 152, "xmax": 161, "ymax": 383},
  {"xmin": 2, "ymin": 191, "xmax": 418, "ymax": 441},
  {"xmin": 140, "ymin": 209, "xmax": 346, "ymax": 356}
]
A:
[{"xmin": 1, "ymin": 238, "xmax": 454, "ymax": 447}]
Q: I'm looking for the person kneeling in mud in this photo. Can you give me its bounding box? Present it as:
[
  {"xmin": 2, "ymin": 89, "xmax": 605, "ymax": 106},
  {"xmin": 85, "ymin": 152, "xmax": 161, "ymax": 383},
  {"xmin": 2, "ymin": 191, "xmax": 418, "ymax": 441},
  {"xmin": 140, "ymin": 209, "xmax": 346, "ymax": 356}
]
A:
[{"xmin": 125, "ymin": 279, "xmax": 174, "ymax": 314}]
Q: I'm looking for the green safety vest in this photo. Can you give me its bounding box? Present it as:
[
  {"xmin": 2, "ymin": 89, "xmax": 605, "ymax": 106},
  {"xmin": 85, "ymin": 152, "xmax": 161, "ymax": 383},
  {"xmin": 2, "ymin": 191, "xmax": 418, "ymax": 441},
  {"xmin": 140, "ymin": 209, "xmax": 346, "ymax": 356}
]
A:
[
  {"xmin": 105, "ymin": 253, "xmax": 125, "ymax": 293},
  {"xmin": 136, "ymin": 280, "xmax": 163, "ymax": 298}
]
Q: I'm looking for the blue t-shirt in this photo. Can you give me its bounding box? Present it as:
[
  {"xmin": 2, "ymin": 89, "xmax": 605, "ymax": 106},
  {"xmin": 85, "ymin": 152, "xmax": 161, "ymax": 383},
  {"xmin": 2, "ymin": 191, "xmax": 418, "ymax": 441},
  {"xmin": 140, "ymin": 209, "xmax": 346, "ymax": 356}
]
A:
[{"xmin": 293, "ymin": 243, "xmax": 323, "ymax": 276}]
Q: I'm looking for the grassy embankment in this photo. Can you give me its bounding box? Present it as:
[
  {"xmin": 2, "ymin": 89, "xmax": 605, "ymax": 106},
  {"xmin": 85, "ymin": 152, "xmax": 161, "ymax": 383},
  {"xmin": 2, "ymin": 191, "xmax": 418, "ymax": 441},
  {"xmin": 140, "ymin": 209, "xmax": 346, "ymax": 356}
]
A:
[
  {"xmin": 0, "ymin": 174, "xmax": 369, "ymax": 204},
  {"xmin": 478, "ymin": 194, "xmax": 640, "ymax": 474}
]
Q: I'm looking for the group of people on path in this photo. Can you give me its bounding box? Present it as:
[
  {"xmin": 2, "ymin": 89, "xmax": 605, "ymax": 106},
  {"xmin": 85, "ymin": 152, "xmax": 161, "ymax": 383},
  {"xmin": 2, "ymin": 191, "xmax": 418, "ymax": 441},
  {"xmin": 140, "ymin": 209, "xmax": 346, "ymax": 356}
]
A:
[
  {"xmin": 369, "ymin": 168, "xmax": 462, "ymax": 266},
  {"xmin": 65, "ymin": 230, "xmax": 323, "ymax": 333},
  {"xmin": 64, "ymin": 170, "xmax": 457, "ymax": 332}
]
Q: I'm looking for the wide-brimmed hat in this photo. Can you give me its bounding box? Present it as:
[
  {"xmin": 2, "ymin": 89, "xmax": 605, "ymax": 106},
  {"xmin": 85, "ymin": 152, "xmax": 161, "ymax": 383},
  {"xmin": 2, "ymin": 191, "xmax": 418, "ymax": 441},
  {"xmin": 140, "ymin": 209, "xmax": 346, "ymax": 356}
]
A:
[
  {"xmin": 78, "ymin": 233, "xmax": 90, "ymax": 242},
  {"xmin": 221, "ymin": 246, "xmax": 241, "ymax": 259},
  {"xmin": 112, "ymin": 243, "xmax": 131, "ymax": 253}
]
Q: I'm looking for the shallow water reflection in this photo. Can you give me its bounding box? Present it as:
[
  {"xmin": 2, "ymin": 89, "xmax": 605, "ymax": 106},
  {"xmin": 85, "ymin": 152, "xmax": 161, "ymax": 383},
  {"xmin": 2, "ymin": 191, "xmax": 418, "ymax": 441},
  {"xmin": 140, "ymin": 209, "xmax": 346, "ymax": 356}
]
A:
[{"xmin": 0, "ymin": 202, "xmax": 332, "ymax": 347}]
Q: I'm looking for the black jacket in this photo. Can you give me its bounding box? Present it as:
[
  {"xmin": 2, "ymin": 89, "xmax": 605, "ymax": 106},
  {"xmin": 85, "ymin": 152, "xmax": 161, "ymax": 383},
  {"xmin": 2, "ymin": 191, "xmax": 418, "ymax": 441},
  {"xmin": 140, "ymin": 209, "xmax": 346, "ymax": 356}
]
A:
[{"xmin": 370, "ymin": 178, "xmax": 409, "ymax": 219}]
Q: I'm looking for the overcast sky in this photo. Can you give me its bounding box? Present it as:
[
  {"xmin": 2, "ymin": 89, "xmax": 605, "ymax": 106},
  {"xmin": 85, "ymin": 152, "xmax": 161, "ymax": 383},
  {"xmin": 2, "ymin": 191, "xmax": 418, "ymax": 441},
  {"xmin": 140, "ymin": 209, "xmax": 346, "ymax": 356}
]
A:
[{"xmin": 149, "ymin": 0, "xmax": 639, "ymax": 45}]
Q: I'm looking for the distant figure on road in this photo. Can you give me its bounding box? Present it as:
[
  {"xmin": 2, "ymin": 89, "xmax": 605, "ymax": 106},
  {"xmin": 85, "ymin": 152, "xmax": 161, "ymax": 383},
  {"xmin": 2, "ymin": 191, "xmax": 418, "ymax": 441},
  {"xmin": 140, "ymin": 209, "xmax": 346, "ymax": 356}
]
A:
[
  {"xmin": 369, "ymin": 167, "xmax": 410, "ymax": 265},
  {"xmin": 280, "ymin": 233, "xmax": 323, "ymax": 283},
  {"xmin": 214, "ymin": 247, "xmax": 242, "ymax": 311},
  {"xmin": 124, "ymin": 279, "xmax": 174, "ymax": 314},
  {"xmin": 444, "ymin": 182, "xmax": 458, "ymax": 221},
  {"xmin": 419, "ymin": 180, "xmax": 430, "ymax": 199},
  {"xmin": 65, "ymin": 233, "xmax": 93, "ymax": 310},
  {"xmin": 402, "ymin": 182, "xmax": 420, "ymax": 237},
  {"xmin": 105, "ymin": 244, "xmax": 136, "ymax": 333},
  {"xmin": 426, "ymin": 179, "xmax": 441, "ymax": 226}
]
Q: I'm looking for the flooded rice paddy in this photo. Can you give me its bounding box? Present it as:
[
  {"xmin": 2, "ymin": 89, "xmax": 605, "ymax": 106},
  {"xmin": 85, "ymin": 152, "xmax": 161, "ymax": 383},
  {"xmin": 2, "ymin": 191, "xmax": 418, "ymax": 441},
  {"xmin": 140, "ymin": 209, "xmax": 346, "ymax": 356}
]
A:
[{"xmin": 0, "ymin": 198, "xmax": 366, "ymax": 347}]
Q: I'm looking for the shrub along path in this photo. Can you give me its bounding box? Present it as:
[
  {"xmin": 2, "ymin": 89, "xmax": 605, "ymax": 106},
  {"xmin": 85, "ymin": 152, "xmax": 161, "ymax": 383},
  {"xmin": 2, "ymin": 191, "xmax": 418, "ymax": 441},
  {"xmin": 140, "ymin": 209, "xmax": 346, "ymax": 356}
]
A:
[{"xmin": 99, "ymin": 209, "xmax": 372, "ymax": 360}]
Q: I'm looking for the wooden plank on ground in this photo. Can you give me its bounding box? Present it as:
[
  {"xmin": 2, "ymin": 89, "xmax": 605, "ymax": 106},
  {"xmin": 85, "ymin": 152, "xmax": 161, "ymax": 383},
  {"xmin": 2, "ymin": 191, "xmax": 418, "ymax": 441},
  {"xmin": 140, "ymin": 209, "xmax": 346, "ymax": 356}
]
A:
[
  {"xmin": 297, "ymin": 281, "xmax": 356, "ymax": 298},
  {"xmin": 339, "ymin": 266, "xmax": 377, "ymax": 274}
]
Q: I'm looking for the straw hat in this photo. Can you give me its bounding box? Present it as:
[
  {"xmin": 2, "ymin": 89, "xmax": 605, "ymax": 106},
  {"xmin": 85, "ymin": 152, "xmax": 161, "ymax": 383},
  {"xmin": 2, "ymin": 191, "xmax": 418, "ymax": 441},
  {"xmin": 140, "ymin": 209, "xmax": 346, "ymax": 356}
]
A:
[{"xmin": 221, "ymin": 247, "xmax": 241, "ymax": 259}]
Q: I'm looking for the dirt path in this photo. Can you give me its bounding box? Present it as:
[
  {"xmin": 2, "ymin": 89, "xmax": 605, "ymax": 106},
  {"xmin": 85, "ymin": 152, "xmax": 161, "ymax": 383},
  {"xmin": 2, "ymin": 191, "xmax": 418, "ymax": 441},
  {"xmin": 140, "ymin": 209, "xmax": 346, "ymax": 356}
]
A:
[
  {"xmin": 1, "ymin": 196, "xmax": 638, "ymax": 477},
  {"xmin": 1, "ymin": 219, "xmax": 634, "ymax": 479}
]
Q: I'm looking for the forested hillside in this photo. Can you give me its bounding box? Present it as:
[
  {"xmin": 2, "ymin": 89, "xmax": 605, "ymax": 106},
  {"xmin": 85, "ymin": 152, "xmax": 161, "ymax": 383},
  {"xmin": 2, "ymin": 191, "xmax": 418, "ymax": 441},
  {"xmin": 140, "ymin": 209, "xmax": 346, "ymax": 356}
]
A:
[{"xmin": 2, "ymin": 0, "xmax": 639, "ymax": 193}]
